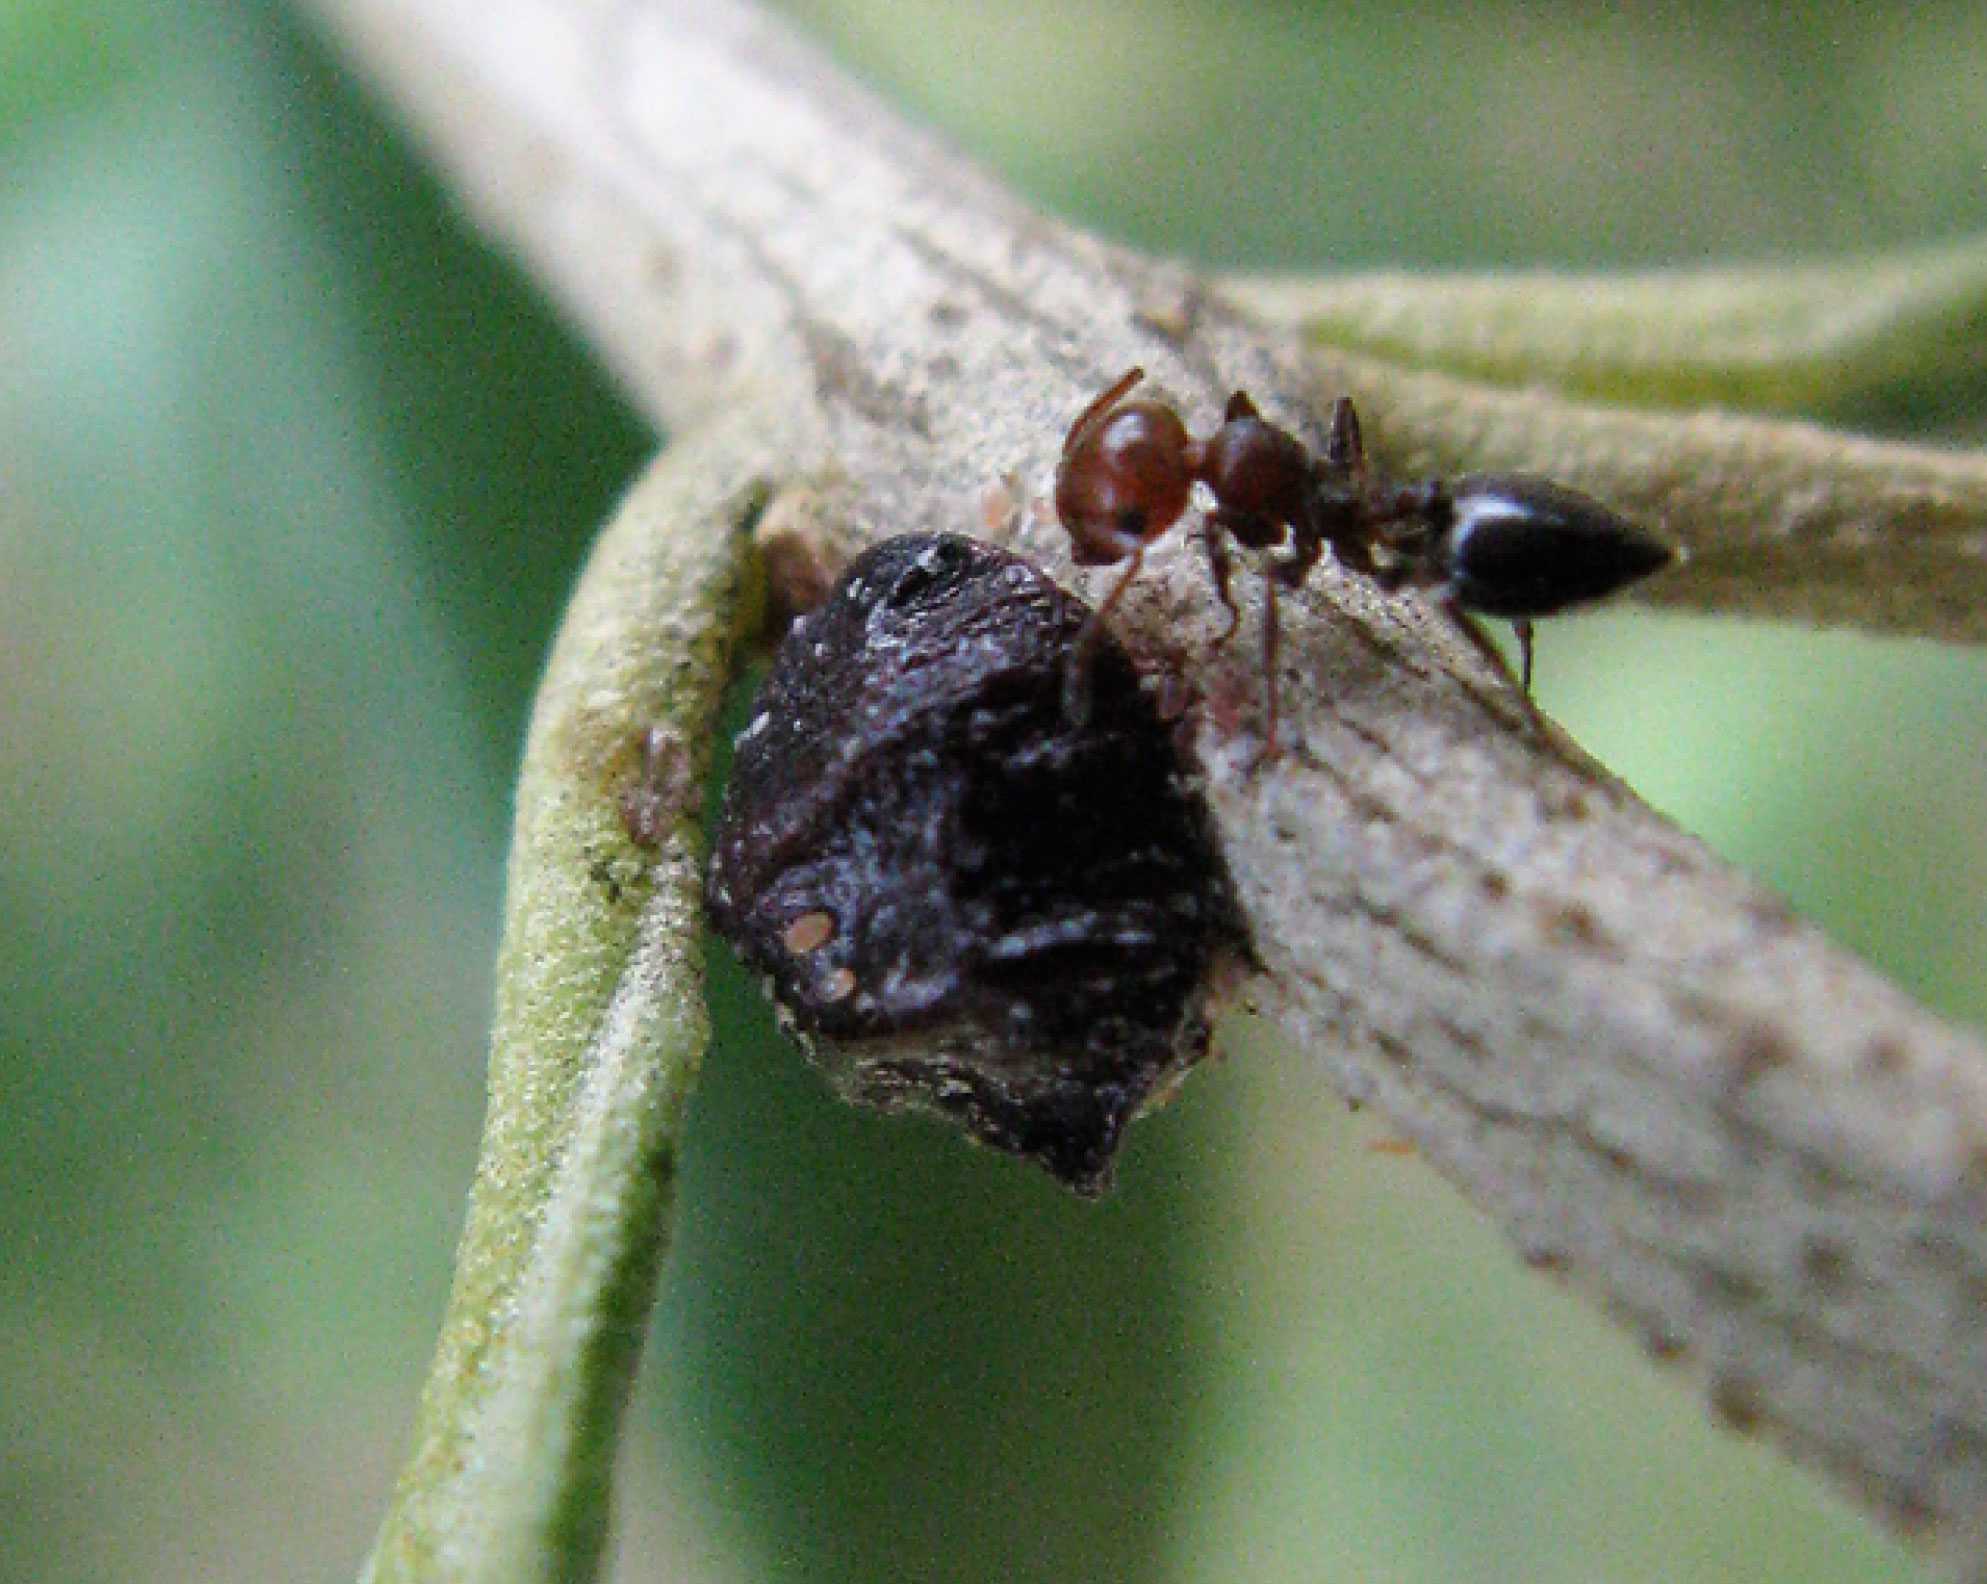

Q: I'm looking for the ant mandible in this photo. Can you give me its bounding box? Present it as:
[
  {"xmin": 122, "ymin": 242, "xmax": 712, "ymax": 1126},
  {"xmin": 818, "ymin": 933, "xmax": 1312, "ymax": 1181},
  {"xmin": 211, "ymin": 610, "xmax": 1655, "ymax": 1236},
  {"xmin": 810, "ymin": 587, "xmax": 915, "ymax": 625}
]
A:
[{"xmin": 1053, "ymin": 367, "xmax": 1677, "ymax": 752}]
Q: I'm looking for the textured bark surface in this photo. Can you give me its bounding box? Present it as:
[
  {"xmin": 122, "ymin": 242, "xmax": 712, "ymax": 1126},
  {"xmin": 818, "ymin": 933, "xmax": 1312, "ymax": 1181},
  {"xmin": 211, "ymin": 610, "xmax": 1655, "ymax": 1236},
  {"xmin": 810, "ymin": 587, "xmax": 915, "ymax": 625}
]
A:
[{"xmin": 304, "ymin": 0, "xmax": 1987, "ymax": 1572}]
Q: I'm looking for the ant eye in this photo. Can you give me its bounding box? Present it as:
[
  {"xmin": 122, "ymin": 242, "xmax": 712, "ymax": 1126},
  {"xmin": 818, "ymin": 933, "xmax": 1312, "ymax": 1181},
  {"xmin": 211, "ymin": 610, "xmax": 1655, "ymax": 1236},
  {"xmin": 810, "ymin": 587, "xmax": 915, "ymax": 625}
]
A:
[
  {"xmin": 706, "ymin": 532, "xmax": 1239, "ymax": 1195},
  {"xmin": 1440, "ymin": 475, "xmax": 1676, "ymax": 618}
]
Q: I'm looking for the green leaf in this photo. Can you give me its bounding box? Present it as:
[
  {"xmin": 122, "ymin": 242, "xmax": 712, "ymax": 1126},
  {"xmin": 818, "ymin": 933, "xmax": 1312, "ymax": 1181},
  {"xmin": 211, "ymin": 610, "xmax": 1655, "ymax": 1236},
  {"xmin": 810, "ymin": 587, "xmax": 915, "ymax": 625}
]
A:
[
  {"xmin": 361, "ymin": 417, "xmax": 770, "ymax": 1584},
  {"xmin": 1295, "ymin": 348, "xmax": 1987, "ymax": 645},
  {"xmin": 1227, "ymin": 235, "xmax": 1987, "ymax": 416}
]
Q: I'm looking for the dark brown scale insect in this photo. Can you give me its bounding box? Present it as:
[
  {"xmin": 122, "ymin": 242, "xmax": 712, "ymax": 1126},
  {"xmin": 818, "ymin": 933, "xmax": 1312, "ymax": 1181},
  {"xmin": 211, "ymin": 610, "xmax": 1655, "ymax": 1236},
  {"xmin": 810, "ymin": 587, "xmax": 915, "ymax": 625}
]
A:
[
  {"xmin": 705, "ymin": 532, "xmax": 1239, "ymax": 1196},
  {"xmin": 1055, "ymin": 368, "xmax": 1677, "ymax": 749}
]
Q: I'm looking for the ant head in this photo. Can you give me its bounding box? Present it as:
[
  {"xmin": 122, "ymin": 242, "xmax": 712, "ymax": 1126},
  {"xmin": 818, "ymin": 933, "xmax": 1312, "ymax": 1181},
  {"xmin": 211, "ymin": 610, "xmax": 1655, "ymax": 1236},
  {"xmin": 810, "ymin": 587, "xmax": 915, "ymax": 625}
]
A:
[{"xmin": 1054, "ymin": 368, "xmax": 1195, "ymax": 567}]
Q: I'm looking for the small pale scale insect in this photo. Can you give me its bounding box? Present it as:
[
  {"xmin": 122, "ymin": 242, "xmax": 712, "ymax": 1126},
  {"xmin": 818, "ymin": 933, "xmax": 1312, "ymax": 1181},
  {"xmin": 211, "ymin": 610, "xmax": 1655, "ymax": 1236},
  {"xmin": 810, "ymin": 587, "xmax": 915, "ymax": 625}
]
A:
[{"xmin": 705, "ymin": 532, "xmax": 1239, "ymax": 1194}]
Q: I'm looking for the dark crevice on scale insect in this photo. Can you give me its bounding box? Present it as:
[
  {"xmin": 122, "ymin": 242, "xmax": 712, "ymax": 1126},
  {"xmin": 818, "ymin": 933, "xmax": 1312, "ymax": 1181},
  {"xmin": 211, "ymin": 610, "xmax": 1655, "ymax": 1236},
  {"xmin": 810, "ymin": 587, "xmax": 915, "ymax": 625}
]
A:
[
  {"xmin": 705, "ymin": 532, "xmax": 1241, "ymax": 1195},
  {"xmin": 1054, "ymin": 368, "xmax": 1678, "ymax": 749}
]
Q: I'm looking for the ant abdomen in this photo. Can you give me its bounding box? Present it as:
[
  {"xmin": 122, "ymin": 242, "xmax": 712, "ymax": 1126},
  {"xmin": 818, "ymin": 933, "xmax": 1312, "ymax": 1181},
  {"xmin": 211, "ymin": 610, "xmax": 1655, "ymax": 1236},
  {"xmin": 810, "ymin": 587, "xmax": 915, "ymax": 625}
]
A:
[{"xmin": 1435, "ymin": 474, "xmax": 1675, "ymax": 620}]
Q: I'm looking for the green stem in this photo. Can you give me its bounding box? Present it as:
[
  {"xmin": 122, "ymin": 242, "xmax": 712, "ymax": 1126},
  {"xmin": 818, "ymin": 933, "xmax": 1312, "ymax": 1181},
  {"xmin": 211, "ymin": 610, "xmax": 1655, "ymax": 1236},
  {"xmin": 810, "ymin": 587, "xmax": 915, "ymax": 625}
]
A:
[
  {"xmin": 361, "ymin": 415, "xmax": 771, "ymax": 1584},
  {"xmin": 1227, "ymin": 233, "xmax": 1987, "ymax": 415},
  {"xmin": 1283, "ymin": 348, "xmax": 1987, "ymax": 644}
]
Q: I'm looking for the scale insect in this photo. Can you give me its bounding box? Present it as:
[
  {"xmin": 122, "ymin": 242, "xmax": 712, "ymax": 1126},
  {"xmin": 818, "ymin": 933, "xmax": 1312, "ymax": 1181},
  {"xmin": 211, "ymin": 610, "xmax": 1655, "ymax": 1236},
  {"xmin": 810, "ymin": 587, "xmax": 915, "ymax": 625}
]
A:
[{"xmin": 705, "ymin": 532, "xmax": 1239, "ymax": 1195}]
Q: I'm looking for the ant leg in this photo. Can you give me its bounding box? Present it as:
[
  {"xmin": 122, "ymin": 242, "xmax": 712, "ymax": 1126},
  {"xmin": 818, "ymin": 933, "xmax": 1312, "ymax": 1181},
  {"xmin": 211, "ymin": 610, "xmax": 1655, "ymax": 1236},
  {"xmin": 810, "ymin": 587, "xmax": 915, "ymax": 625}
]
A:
[
  {"xmin": 1201, "ymin": 523, "xmax": 1243, "ymax": 648},
  {"xmin": 1324, "ymin": 397, "xmax": 1367, "ymax": 483},
  {"xmin": 1062, "ymin": 548, "xmax": 1144, "ymax": 724},
  {"xmin": 1436, "ymin": 592, "xmax": 1524, "ymax": 690},
  {"xmin": 1064, "ymin": 368, "xmax": 1147, "ymax": 452},
  {"xmin": 1513, "ymin": 618, "xmax": 1536, "ymax": 693},
  {"xmin": 1250, "ymin": 536, "xmax": 1323, "ymax": 764},
  {"xmin": 1275, "ymin": 530, "xmax": 1325, "ymax": 590},
  {"xmin": 1258, "ymin": 563, "xmax": 1283, "ymax": 762}
]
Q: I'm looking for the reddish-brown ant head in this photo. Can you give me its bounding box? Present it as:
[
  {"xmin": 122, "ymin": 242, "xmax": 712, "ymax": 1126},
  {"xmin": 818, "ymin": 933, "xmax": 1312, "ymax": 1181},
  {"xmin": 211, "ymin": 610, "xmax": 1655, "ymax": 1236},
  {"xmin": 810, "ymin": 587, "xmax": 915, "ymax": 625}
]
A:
[{"xmin": 1054, "ymin": 368, "xmax": 1195, "ymax": 567}]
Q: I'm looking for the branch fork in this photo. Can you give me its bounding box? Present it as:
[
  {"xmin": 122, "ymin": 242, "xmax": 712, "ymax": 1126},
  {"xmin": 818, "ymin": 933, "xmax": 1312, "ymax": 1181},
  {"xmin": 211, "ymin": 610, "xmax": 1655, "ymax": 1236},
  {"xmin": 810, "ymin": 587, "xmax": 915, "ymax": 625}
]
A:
[{"xmin": 300, "ymin": 0, "xmax": 1987, "ymax": 1577}]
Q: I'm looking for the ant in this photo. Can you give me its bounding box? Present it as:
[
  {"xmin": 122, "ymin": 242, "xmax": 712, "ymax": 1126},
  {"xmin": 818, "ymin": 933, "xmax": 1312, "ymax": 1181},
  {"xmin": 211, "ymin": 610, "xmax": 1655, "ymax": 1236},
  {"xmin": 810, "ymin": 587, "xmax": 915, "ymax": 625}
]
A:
[{"xmin": 1054, "ymin": 367, "xmax": 1677, "ymax": 752}]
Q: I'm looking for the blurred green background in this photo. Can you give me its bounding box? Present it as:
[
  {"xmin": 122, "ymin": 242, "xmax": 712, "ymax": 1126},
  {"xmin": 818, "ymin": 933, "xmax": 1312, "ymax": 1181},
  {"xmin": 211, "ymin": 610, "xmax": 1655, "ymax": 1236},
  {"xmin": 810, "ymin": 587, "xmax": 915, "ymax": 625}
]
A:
[{"xmin": 3, "ymin": 0, "xmax": 1984, "ymax": 1580}]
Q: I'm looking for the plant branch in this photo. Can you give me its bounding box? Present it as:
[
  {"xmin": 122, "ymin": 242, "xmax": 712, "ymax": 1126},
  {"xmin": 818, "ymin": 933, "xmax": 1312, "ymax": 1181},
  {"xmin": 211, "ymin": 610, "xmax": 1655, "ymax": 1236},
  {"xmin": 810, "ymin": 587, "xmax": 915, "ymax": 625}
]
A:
[
  {"xmin": 305, "ymin": 0, "xmax": 1987, "ymax": 1575},
  {"xmin": 360, "ymin": 418, "xmax": 767, "ymax": 1584},
  {"xmin": 1287, "ymin": 346, "xmax": 1987, "ymax": 643},
  {"xmin": 1226, "ymin": 237, "xmax": 1987, "ymax": 416}
]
